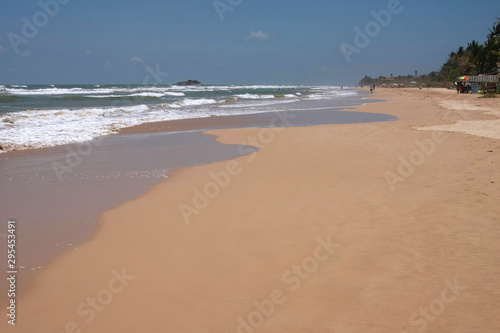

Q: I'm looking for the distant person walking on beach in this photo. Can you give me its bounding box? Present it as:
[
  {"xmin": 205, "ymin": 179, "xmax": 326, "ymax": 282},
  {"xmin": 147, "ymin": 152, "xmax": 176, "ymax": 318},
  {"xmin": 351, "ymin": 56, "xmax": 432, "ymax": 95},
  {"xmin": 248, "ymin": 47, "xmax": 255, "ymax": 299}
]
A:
[{"xmin": 370, "ymin": 85, "xmax": 373, "ymax": 94}]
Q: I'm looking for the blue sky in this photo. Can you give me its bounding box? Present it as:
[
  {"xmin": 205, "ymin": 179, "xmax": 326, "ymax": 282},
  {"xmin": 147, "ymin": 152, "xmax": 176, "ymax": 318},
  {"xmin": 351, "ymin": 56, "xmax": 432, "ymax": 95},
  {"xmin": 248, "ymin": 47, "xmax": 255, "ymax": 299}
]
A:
[{"xmin": 0, "ymin": 0, "xmax": 498, "ymax": 85}]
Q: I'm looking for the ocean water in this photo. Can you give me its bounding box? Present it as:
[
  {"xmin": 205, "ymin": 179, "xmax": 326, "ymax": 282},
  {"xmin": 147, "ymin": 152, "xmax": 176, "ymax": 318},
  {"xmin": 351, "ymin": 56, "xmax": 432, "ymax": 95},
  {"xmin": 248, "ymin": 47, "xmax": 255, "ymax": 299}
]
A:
[
  {"xmin": 0, "ymin": 84, "xmax": 393, "ymax": 292},
  {"xmin": 0, "ymin": 84, "xmax": 361, "ymax": 152}
]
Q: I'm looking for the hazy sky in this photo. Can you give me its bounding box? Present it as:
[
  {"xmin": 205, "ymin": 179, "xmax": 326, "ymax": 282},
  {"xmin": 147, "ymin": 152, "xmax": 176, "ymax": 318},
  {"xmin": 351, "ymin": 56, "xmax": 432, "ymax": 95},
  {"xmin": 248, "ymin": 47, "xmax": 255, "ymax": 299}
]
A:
[{"xmin": 0, "ymin": 0, "xmax": 498, "ymax": 85}]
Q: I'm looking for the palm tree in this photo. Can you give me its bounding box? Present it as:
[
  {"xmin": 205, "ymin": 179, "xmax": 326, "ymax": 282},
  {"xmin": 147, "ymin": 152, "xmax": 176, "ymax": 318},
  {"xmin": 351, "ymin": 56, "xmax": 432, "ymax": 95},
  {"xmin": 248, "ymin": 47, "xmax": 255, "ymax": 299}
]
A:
[
  {"xmin": 484, "ymin": 19, "xmax": 500, "ymax": 73},
  {"xmin": 467, "ymin": 40, "xmax": 485, "ymax": 73}
]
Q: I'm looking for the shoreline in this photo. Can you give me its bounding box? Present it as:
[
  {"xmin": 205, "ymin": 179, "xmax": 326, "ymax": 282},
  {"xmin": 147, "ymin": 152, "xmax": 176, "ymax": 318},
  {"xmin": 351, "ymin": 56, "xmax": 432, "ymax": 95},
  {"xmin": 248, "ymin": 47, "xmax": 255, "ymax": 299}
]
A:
[
  {"xmin": 0, "ymin": 85, "xmax": 361, "ymax": 156},
  {"xmin": 0, "ymin": 93, "xmax": 393, "ymax": 301},
  {"xmin": 1, "ymin": 88, "xmax": 499, "ymax": 332},
  {"xmin": 0, "ymin": 89, "xmax": 381, "ymax": 157}
]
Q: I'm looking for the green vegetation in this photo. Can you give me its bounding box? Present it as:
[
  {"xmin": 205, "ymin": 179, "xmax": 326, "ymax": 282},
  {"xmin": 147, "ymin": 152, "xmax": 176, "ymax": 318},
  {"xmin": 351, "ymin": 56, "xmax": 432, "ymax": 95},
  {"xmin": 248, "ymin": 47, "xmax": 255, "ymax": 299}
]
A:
[
  {"xmin": 437, "ymin": 19, "xmax": 500, "ymax": 82},
  {"xmin": 479, "ymin": 93, "xmax": 497, "ymax": 98},
  {"xmin": 359, "ymin": 19, "xmax": 500, "ymax": 89},
  {"xmin": 358, "ymin": 74, "xmax": 429, "ymax": 87}
]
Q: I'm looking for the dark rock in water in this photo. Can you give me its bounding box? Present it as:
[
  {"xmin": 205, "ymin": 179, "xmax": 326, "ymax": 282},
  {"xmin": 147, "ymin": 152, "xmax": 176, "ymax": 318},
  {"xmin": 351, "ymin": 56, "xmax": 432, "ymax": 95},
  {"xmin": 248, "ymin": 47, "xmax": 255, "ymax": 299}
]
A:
[{"xmin": 175, "ymin": 80, "xmax": 202, "ymax": 86}]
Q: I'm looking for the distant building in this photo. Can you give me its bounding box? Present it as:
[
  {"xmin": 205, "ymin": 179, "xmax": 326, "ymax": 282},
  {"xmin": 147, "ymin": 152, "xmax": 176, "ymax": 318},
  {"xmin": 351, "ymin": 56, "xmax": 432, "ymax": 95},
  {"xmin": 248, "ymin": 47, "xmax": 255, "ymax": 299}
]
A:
[{"xmin": 414, "ymin": 70, "xmax": 418, "ymax": 78}]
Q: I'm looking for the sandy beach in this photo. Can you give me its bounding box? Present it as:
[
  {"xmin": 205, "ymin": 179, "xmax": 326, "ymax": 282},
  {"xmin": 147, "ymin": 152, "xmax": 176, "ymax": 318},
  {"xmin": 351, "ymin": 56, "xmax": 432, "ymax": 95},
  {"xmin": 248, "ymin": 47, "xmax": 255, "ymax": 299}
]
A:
[{"xmin": 2, "ymin": 88, "xmax": 499, "ymax": 332}]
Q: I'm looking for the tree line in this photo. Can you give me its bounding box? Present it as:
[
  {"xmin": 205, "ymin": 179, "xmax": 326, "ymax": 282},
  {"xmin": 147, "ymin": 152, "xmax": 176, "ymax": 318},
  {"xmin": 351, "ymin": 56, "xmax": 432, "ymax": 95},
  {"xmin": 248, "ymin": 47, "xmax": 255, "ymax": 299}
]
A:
[{"xmin": 359, "ymin": 19, "xmax": 500, "ymax": 86}]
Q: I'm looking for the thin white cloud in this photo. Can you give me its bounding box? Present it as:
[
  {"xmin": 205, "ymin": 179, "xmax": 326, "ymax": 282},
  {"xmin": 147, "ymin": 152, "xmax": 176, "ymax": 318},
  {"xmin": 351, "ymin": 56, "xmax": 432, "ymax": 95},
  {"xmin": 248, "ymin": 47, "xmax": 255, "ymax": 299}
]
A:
[
  {"xmin": 85, "ymin": 49, "xmax": 92, "ymax": 56},
  {"xmin": 247, "ymin": 30, "xmax": 271, "ymax": 40},
  {"xmin": 130, "ymin": 56, "xmax": 144, "ymax": 65},
  {"xmin": 104, "ymin": 62, "xmax": 115, "ymax": 70},
  {"xmin": 0, "ymin": 45, "xmax": 7, "ymax": 53}
]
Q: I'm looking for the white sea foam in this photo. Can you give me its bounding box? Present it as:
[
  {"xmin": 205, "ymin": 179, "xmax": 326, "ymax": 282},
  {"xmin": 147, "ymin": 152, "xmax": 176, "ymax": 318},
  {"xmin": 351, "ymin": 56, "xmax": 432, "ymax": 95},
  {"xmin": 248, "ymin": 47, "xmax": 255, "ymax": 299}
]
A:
[
  {"xmin": 3, "ymin": 85, "xmax": 305, "ymax": 97},
  {"xmin": 0, "ymin": 85, "xmax": 360, "ymax": 153},
  {"xmin": 0, "ymin": 104, "xmax": 177, "ymax": 152},
  {"xmin": 227, "ymin": 85, "xmax": 303, "ymax": 90},
  {"xmin": 6, "ymin": 87, "xmax": 116, "ymax": 95},
  {"xmin": 127, "ymin": 92, "xmax": 165, "ymax": 98},
  {"xmin": 307, "ymin": 87, "xmax": 358, "ymax": 100},
  {"xmin": 175, "ymin": 98, "xmax": 218, "ymax": 107},
  {"xmin": 163, "ymin": 92, "xmax": 185, "ymax": 96},
  {"xmin": 87, "ymin": 95, "xmax": 124, "ymax": 98},
  {"xmin": 0, "ymin": 99, "xmax": 236, "ymax": 152},
  {"xmin": 4, "ymin": 86, "xmax": 188, "ymax": 96},
  {"xmin": 235, "ymin": 93, "xmax": 275, "ymax": 99},
  {"xmin": 170, "ymin": 84, "xmax": 303, "ymax": 92}
]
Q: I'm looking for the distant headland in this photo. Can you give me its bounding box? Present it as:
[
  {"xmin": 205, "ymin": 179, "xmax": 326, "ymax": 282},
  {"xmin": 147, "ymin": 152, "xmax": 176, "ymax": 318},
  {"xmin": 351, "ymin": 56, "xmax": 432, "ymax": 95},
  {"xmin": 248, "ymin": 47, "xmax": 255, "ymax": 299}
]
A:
[{"xmin": 175, "ymin": 80, "xmax": 202, "ymax": 86}]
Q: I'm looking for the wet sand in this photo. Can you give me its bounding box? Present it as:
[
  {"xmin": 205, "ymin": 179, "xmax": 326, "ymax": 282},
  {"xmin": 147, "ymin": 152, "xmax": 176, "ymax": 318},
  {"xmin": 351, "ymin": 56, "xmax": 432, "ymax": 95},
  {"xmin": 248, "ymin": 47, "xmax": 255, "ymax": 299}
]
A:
[
  {"xmin": 118, "ymin": 103, "xmax": 392, "ymax": 135},
  {"xmin": 0, "ymin": 131, "xmax": 251, "ymax": 301},
  {"xmin": 0, "ymin": 103, "xmax": 394, "ymax": 303},
  {"xmin": 1, "ymin": 88, "xmax": 499, "ymax": 332}
]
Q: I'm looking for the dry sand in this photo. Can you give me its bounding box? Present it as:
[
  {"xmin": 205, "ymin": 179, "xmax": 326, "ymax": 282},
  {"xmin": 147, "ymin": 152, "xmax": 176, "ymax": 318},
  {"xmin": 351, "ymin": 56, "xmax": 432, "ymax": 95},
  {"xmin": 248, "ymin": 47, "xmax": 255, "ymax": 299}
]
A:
[{"xmin": 2, "ymin": 88, "xmax": 499, "ymax": 332}]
